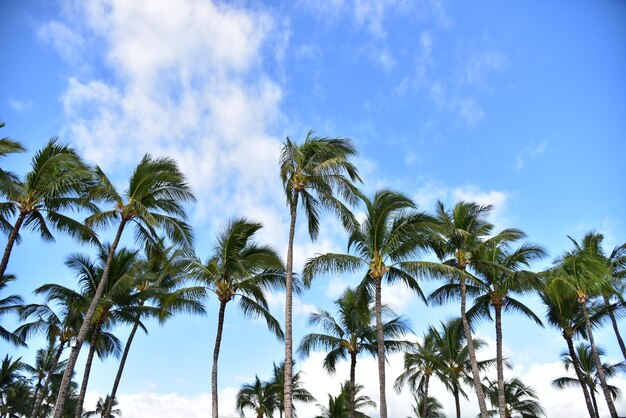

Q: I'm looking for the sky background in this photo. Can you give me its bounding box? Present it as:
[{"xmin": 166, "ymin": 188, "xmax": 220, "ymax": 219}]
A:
[{"xmin": 1, "ymin": 0, "xmax": 625, "ymax": 417}]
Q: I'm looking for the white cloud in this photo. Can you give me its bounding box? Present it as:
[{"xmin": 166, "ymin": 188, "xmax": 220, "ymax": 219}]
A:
[
  {"xmin": 37, "ymin": 20, "xmax": 84, "ymax": 65},
  {"xmin": 7, "ymin": 99, "xmax": 32, "ymax": 112},
  {"xmin": 454, "ymin": 96, "xmax": 484, "ymax": 126},
  {"xmin": 514, "ymin": 141, "xmax": 547, "ymax": 171}
]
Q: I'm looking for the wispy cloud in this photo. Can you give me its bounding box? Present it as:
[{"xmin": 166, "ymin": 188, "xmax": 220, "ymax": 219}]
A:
[
  {"xmin": 514, "ymin": 141, "xmax": 547, "ymax": 171},
  {"xmin": 7, "ymin": 99, "xmax": 32, "ymax": 112}
]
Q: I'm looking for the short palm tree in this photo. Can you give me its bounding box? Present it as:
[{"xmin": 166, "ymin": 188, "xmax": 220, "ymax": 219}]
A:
[
  {"xmin": 236, "ymin": 376, "xmax": 278, "ymax": 418},
  {"xmin": 315, "ymin": 381, "xmax": 375, "ymax": 418},
  {"xmin": 546, "ymin": 232, "xmax": 618, "ymax": 417},
  {"xmin": 279, "ymin": 131, "xmax": 361, "ymax": 418},
  {"xmin": 407, "ymin": 393, "xmax": 445, "ymax": 418},
  {"xmin": 553, "ymin": 343, "xmax": 625, "ymax": 418},
  {"xmin": 443, "ymin": 238, "xmax": 546, "ymax": 417},
  {"xmin": 429, "ymin": 201, "xmax": 527, "ymax": 418},
  {"xmin": 0, "ymin": 139, "xmax": 96, "ymax": 281},
  {"xmin": 83, "ymin": 395, "xmax": 120, "ymax": 418},
  {"xmin": 54, "ymin": 154, "xmax": 195, "ymax": 417},
  {"xmin": 270, "ymin": 361, "xmax": 316, "ymax": 418},
  {"xmin": 396, "ymin": 319, "xmax": 496, "ymax": 418},
  {"xmin": 187, "ymin": 218, "xmax": 284, "ymax": 418},
  {"xmin": 303, "ymin": 190, "xmax": 434, "ymax": 418},
  {"xmin": 0, "ymin": 355, "xmax": 32, "ymax": 418},
  {"xmin": 483, "ymin": 377, "xmax": 545, "ymax": 418},
  {"xmin": 299, "ymin": 287, "xmax": 410, "ymax": 418},
  {"xmin": 102, "ymin": 240, "xmax": 205, "ymax": 417}
]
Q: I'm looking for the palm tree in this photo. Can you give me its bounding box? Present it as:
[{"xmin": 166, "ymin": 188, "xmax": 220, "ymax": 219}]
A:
[
  {"xmin": 236, "ymin": 376, "xmax": 278, "ymax": 418},
  {"xmin": 65, "ymin": 246, "xmax": 137, "ymax": 418},
  {"xmin": 396, "ymin": 319, "xmax": 496, "ymax": 418},
  {"xmin": 0, "ymin": 138, "xmax": 96, "ymax": 281},
  {"xmin": 84, "ymin": 395, "xmax": 120, "ymax": 418},
  {"xmin": 605, "ymin": 241, "xmax": 626, "ymax": 360},
  {"xmin": 187, "ymin": 218, "xmax": 284, "ymax": 418},
  {"xmin": 438, "ymin": 238, "xmax": 546, "ymax": 417},
  {"xmin": 314, "ymin": 381, "xmax": 375, "ymax": 418},
  {"xmin": 407, "ymin": 393, "xmax": 445, "ymax": 418},
  {"xmin": 102, "ymin": 240, "xmax": 205, "ymax": 417},
  {"xmin": 546, "ymin": 232, "xmax": 618, "ymax": 417},
  {"xmin": 54, "ymin": 154, "xmax": 195, "ymax": 417},
  {"xmin": 0, "ymin": 122, "xmax": 26, "ymax": 236},
  {"xmin": 279, "ymin": 131, "xmax": 361, "ymax": 418},
  {"xmin": 270, "ymin": 361, "xmax": 316, "ymax": 418},
  {"xmin": 483, "ymin": 377, "xmax": 544, "ymax": 418},
  {"xmin": 303, "ymin": 190, "xmax": 434, "ymax": 418},
  {"xmin": 553, "ymin": 343, "xmax": 625, "ymax": 418},
  {"xmin": 0, "ymin": 355, "xmax": 32, "ymax": 418},
  {"xmin": 428, "ymin": 201, "xmax": 527, "ymax": 418},
  {"xmin": 0, "ymin": 274, "xmax": 24, "ymax": 346},
  {"xmin": 28, "ymin": 341, "xmax": 67, "ymax": 417},
  {"xmin": 539, "ymin": 279, "xmax": 597, "ymax": 417},
  {"xmin": 299, "ymin": 287, "xmax": 410, "ymax": 418}
]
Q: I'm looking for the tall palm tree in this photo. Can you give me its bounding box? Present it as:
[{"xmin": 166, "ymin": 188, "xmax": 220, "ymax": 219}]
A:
[
  {"xmin": 396, "ymin": 319, "xmax": 496, "ymax": 418},
  {"xmin": 279, "ymin": 131, "xmax": 361, "ymax": 418},
  {"xmin": 236, "ymin": 376, "xmax": 278, "ymax": 418},
  {"xmin": 303, "ymin": 190, "xmax": 434, "ymax": 418},
  {"xmin": 539, "ymin": 279, "xmax": 597, "ymax": 417},
  {"xmin": 434, "ymin": 238, "xmax": 546, "ymax": 417},
  {"xmin": 546, "ymin": 232, "xmax": 618, "ymax": 417},
  {"xmin": 429, "ymin": 201, "xmax": 526, "ymax": 418},
  {"xmin": 270, "ymin": 361, "xmax": 316, "ymax": 418},
  {"xmin": 65, "ymin": 246, "xmax": 137, "ymax": 418},
  {"xmin": 54, "ymin": 154, "xmax": 196, "ymax": 417},
  {"xmin": 605, "ymin": 242, "xmax": 626, "ymax": 360},
  {"xmin": 102, "ymin": 240, "xmax": 205, "ymax": 417},
  {"xmin": 84, "ymin": 395, "xmax": 120, "ymax": 418},
  {"xmin": 314, "ymin": 381, "xmax": 375, "ymax": 418},
  {"xmin": 483, "ymin": 377, "xmax": 545, "ymax": 418},
  {"xmin": 0, "ymin": 139, "xmax": 96, "ymax": 281},
  {"xmin": 299, "ymin": 287, "xmax": 410, "ymax": 418},
  {"xmin": 0, "ymin": 122, "xmax": 26, "ymax": 237},
  {"xmin": 187, "ymin": 218, "xmax": 284, "ymax": 418},
  {"xmin": 0, "ymin": 274, "xmax": 24, "ymax": 346},
  {"xmin": 553, "ymin": 343, "xmax": 625, "ymax": 418}
]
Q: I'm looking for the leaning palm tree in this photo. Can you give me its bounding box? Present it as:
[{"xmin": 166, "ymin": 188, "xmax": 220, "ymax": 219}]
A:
[
  {"xmin": 483, "ymin": 377, "xmax": 545, "ymax": 418},
  {"xmin": 102, "ymin": 240, "xmax": 205, "ymax": 417},
  {"xmin": 236, "ymin": 376, "xmax": 278, "ymax": 418},
  {"xmin": 0, "ymin": 138, "xmax": 96, "ymax": 281},
  {"xmin": 539, "ymin": 278, "xmax": 597, "ymax": 417},
  {"xmin": 54, "ymin": 155, "xmax": 196, "ymax": 417},
  {"xmin": 429, "ymin": 201, "xmax": 527, "ymax": 418},
  {"xmin": 187, "ymin": 218, "xmax": 284, "ymax": 418},
  {"xmin": 303, "ymin": 190, "xmax": 434, "ymax": 418},
  {"xmin": 299, "ymin": 287, "xmax": 410, "ymax": 418},
  {"xmin": 279, "ymin": 131, "xmax": 361, "ymax": 418},
  {"xmin": 546, "ymin": 232, "xmax": 618, "ymax": 417},
  {"xmin": 553, "ymin": 343, "xmax": 625, "ymax": 418},
  {"xmin": 270, "ymin": 361, "xmax": 316, "ymax": 418},
  {"xmin": 446, "ymin": 238, "xmax": 546, "ymax": 417},
  {"xmin": 0, "ymin": 274, "xmax": 24, "ymax": 346}
]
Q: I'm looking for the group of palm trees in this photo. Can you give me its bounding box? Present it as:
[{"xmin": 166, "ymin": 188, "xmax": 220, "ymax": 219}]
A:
[{"xmin": 1, "ymin": 125, "xmax": 624, "ymax": 418}]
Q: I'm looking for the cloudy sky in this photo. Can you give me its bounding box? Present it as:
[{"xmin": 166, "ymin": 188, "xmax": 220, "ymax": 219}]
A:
[{"xmin": 1, "ymin": 0, "xmax": 625, "ymax": 417}]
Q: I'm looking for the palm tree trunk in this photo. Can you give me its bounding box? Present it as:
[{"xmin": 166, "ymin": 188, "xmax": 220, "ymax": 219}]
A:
[
  {"xmin": 349, "ymin": 351, "xmax": 357, "ymax": 418},
  {"xmin": 564, "ymin": 334, "xmax": 597, "ymax": 418},
  {"xmin": 32, "ymin": 341, "xmax": 65, "ymax": 418},
  {"xmin": 212, "ymin": 300, "xmax": 228, "ymax": 418},
  {"xmin": 54, "ymin": 218, "xmax": 127, "ymax": 418},
  {"xmin": 495, "ymin": 305, "xmax": 506, "ymax": 418},
  {"xmin": 0, "ymin": 211, "xmax": 26, "ymax": 280},
  {"xmin": 590, "ymin": 386, "xmax": 600, "ymax": 418},
  {"xmin": 580, "ymin": 301, "xmax": 618, "ymax": 418},
  {"xmin": 375, "ymin": 276, "xmax": 388, "ymax": 418},
  {"xmin": 284, "ymin": 195, "xmax": 298, "ymax": 418},
  {"xmin": 603, "ymin": 294, "xmax": 626, "ymax": 361},
  {"xmin": 103, "ymin": 314, "xmax": 142, "ymax": 417},
  {"xmin": 75, "ymin": 328, "xmax": 100, "ymax": 418},
  {"xmin": 459, "ymin": 275, "xmax": 489, "ymax": 418},
  {"xmin": 421, "ymin": 373, "xmax": 430, "ymax": 418},
  {"xmin": 453, "ymin": 383, "xmax": 461, "ymax": 418}
]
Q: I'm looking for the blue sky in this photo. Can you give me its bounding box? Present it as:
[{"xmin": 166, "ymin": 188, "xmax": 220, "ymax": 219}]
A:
[{"xmin": 1, "ymin": 0, "xmax": 625, "ymax": 416}]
